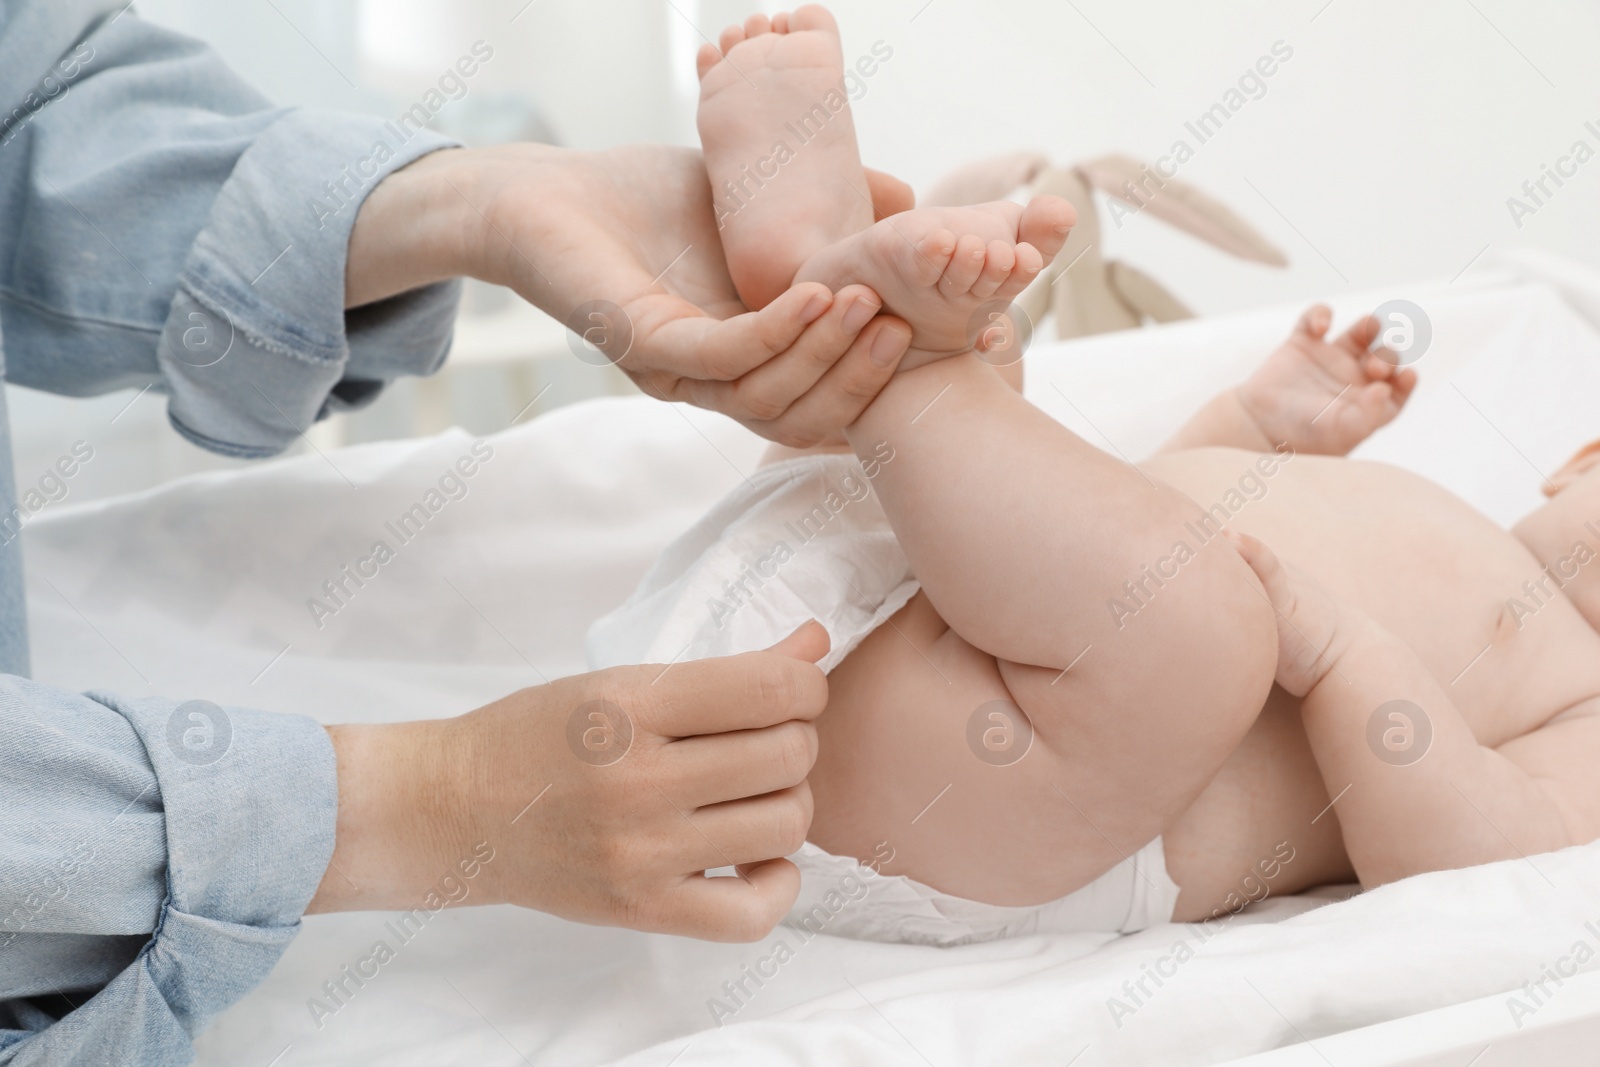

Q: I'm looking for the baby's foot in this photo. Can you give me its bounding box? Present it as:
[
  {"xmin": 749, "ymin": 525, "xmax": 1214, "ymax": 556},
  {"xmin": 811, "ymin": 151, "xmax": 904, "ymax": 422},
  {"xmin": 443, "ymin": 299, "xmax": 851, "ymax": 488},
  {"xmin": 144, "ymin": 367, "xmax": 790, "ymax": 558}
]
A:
[
  {"xmin": 1229, "ymin": 530, "xmax": 1369, "ymax": 697},
  {"xmin": 696, "ymin": 7, "xmax": 874, "ymax": 311},
  {"xmin": 792, "ymin": 196, "xmax": 1075, "ymax": 370},
  {"xmin": 1237, "ymin": 305, "xmax": 1418, "ymax": 456}
]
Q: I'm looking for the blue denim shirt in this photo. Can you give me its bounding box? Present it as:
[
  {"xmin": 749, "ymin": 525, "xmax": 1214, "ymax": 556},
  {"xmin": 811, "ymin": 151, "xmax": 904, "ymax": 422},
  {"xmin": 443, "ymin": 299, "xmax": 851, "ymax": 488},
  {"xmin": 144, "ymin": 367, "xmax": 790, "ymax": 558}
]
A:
[{"xmin": 0, "ymin": 1, "xmax": 463, "ymax": 1062}]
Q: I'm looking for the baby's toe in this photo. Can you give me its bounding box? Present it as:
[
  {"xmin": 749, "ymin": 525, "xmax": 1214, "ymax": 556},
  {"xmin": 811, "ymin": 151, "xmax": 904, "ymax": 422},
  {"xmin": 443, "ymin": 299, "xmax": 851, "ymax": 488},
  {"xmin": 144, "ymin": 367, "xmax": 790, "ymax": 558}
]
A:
[
  {"xmin": 969, "ymin": 240, "xmax": 1016, "ymax": 298},
  {"xmin": 909, "ymin": 227, "xmax": 958, "ymax": 284},
  {"xmin": 789, "ymin": 4, "xmax": 841, "ymax": 34},
  {"xmin": 743, "ymin": 13, "xmax": 772, "ymax": 37},
  {"xmin": 696, "ymin": 43, "xmax": 722, "ymax": 80},
  {"xmin": 993, "ymin": 242, "xmax": 1044, "ymax": 301},
  {"xmin": 1017, "ymin": 195, "xmax": 1075, "ymax": 262},
  {"xmin": 718, "ymin": 24, "xmax": 747, "ymax": 55},
  {"xmin": 940, "ymin": 234, "xmax": 987, "ymax": 293}
]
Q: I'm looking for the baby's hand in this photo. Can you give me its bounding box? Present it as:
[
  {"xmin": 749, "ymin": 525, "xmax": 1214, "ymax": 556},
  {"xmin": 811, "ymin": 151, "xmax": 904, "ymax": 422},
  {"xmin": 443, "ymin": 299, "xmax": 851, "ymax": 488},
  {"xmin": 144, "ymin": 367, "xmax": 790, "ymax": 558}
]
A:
[
  {"xmin": 1227, "ymin": 530, "xmax": 1366, "ymax": 697},
  {"xmin": 1238, "ymin": 305, "xmax": 1418, "ymax": 456}
]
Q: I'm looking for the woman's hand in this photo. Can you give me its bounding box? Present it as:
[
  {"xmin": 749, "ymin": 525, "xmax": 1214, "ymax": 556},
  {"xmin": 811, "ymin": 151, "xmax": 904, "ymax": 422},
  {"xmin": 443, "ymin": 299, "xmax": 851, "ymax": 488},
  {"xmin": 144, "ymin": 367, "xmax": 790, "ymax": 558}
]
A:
[
  {"xmin": 308, "ymin": 624, "xmax": 833, "ymax": 942},
  {"xmin": 348, "ymin": 144, "xmax": 915, "ymax": 447}
]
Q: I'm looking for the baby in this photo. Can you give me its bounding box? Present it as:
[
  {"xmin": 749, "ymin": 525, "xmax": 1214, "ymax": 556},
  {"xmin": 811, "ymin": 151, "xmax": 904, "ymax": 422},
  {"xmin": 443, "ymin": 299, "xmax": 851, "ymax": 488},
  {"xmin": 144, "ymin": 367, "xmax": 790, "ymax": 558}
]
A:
[{"xmin": 591, "ymin": 6, "xmax": 1600, "ymax": 943}]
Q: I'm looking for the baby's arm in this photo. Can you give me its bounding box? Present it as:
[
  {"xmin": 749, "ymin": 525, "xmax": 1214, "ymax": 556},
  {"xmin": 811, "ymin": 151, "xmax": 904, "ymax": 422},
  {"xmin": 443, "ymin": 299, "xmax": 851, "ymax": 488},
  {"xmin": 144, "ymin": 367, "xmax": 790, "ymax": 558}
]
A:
[
  {"xmin": 845, "ymin": 354, "xmax": 1278, "ymax": 817},
  {"xmin": 1158, "ymin": 388, "xmax": 1280, "ymax": 454},
  {"xmin": 1233, "ymin": 533, "xmax": 1577, "ymax": 887},
  {"xmin": 1159, "ymin": 306, "xmax": 1416, "ymax": 457}
]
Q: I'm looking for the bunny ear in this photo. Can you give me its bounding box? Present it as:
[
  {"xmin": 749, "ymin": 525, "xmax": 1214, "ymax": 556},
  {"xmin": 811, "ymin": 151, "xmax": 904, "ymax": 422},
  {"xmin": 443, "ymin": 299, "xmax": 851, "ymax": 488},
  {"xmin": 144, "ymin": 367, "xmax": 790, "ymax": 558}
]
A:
[
  {"xmin": 1107, "ymin": 260, "xmax": 1193, "ymax": 323},
  {"xmin": 1076, "ymin": 155, "xmax": 1289, "ymax": 267},
  {"xmin": 923, "ymin": 151, "xmax": 1051, "ymax": 207}
]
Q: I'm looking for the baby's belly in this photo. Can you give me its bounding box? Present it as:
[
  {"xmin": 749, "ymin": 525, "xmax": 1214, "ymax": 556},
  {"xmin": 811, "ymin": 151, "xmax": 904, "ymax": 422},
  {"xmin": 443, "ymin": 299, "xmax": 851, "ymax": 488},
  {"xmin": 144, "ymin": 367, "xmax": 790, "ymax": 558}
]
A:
[{"xmin": 1141, "ymin": 447, "xmax": 1600, "ymax": 742}]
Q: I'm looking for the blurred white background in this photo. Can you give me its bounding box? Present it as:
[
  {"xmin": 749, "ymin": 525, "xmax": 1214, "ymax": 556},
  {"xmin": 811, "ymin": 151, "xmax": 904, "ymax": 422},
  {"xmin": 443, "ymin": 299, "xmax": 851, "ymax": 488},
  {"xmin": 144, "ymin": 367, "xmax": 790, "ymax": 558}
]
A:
[{"xmin": 17, "ymin": 0, "xmax": 1599, "ymax": 507}]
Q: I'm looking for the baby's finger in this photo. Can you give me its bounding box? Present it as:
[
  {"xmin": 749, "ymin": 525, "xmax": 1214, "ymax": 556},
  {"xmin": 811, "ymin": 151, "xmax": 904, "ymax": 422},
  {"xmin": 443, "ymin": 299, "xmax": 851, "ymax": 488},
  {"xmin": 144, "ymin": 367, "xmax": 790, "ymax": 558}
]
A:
[
  {"xmin": 1226, "ymin": 530, "xmax": 1294, "ymax": 611},
  {"xmin": 1295, "ymin": 304, "xmax": 1334, "ymax": 341},
  {"xmin": 1391, "ymin": 366, "xmax": 1419, "ymax": 410},
  {"xmin": 1338, "ymin": 314, "xmax": 1381, "ymax": 357},
  {"xmin": 1352, "ymin": 380, "xmax": 1397, "ymax": 430},
  {"xmin": 1360, "ymin": 350, "xmax": 1397, "ymax": 381}
]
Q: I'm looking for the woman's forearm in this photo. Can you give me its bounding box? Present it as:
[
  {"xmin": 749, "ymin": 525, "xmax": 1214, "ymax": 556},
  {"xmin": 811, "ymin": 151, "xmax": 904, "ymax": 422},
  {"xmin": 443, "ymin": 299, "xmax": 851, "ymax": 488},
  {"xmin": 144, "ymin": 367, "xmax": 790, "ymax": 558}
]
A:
[
  {"xmin": 345, "ymin": 148, "xmax": 486, "ymax": 309},
  {"xmin": 305, "ymin": 719, "xmax": 470, "ymax": 913}
]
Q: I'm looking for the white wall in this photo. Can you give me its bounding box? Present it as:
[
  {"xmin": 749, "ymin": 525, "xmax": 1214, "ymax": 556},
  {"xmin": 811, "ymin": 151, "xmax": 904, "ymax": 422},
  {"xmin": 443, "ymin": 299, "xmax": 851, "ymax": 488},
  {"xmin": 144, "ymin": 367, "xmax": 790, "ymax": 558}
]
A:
[
  {"xmin": 126, "ymin": 0, "xmax": 1600, "ymax": 310},
  {"xmin": 13, "ymin": 0, "xmax": 1598, "ymax": 504}
]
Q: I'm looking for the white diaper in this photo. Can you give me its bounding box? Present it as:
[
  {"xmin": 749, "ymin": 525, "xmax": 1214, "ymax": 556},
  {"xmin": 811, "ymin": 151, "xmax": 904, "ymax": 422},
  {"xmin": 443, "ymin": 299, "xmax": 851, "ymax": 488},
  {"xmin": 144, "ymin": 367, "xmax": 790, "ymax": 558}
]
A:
[
  {"xmin": 586, "ymin": 453, "xmax": 1181, "ymax": 942},
  {"xmin": 586, "ymin": 452, "xmax": 919, "ymax": 674},
  {"xmin": 787, "ymin": 838, "xmax": 1179, "ymax": 946}
]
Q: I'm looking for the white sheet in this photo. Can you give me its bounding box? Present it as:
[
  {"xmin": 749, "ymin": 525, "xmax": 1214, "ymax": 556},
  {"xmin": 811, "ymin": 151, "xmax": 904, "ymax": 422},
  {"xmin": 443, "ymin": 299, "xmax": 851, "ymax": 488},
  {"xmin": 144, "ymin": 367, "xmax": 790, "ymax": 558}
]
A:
[{"xmin": 26, "ymin": 258, "xmax": 1600, "ymax": 1066}]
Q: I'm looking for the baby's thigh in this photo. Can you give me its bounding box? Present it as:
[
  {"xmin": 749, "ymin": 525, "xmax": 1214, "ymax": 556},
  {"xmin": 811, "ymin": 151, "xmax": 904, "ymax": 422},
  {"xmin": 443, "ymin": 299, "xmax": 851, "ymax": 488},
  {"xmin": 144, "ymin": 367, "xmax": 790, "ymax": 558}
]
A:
[{"xmin": 808, "ymin": 591, "xmax": 1260, "ymax": 908}]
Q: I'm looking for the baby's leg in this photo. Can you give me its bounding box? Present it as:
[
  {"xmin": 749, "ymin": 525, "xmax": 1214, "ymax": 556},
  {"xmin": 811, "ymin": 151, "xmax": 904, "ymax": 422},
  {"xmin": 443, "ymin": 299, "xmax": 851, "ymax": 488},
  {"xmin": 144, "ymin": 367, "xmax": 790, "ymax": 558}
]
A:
[
  {"xmin": 817, "ymin": 355, "xmax": 1278, "ymax": 902},
  {"xmin": 1236, "ymin": 533, "xmax": 1587, "ymax": 887},
  {"xmin": 696, "ymin": 7, "xmax": 873, "ymax": 310}
]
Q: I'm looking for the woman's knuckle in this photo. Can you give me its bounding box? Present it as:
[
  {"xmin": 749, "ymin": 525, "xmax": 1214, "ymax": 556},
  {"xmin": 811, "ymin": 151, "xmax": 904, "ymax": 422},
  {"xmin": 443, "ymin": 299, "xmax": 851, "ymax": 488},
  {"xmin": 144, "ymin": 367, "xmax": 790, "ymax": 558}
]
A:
[
  {"xmin": 728, "ymin": 902, "xmax": 774, "ymax": 942},
  {"xmin": 770, "ymin": 424, "xmax": 818, "ymax": 449},
  {"xmin": 836, "ymin": 366, "xmax": 884, "ymax": 403},
  {"xmin": 774, "ymin": 722, "xmax": 817, "ymax": 781},
  {"xmin": 739, "ymin": 390, "xmax": 788, "ymax": 423},
  {"xmin": 752, "ymin": 659, "xmax": 799, "ymax": 714},
  {"xmin": 775, "ymin": 798, "xmax": 810, "ymax": 853}
]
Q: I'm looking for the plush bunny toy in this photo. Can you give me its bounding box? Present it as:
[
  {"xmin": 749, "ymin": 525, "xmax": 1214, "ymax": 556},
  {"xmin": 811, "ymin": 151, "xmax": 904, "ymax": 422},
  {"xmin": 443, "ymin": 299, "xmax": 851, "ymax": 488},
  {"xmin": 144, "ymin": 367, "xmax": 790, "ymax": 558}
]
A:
[{"xmin": 924, "ymin": 152, "xmax": 1288, "ymax": 339}]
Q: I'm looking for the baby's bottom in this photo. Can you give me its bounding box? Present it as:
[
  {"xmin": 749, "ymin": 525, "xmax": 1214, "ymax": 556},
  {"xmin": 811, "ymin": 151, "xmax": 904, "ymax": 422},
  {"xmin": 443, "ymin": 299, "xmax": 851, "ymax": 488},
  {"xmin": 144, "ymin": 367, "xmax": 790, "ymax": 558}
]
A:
[
  {"xmin": 812, "ymin": 590, "xmax": 1350, "ymax": 920},
  {"xmin": 809, "ymin": 588, "xmax": 1279, "ymax": 919},
  {"xmin": 1161, "ymin": 689, "xmax": 1355, "ymax": 915}
]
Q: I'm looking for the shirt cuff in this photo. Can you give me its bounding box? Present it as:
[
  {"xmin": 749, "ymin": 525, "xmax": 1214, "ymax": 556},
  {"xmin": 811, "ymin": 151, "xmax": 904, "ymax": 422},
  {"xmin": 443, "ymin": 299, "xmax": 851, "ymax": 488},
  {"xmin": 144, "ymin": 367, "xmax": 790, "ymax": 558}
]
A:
[
  {"xmin": 159, "ymin": 109, "xmax": 463, "ymax": 458},
  {"xmin": 72, "ymin": 693, "xmax": 338, "ymax": 1058}
]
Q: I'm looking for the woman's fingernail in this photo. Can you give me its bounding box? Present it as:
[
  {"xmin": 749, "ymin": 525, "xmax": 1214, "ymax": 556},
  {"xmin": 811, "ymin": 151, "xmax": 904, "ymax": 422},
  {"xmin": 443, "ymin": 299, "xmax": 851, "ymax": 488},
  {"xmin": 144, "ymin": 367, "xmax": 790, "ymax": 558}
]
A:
[
  {"xmin": 841, "ymin": 295, "xmax": 881, "ymax": 334},
  {"xmin": 870, "ymin": 325, "xmax": 908, "ymax": 367},
  {"xmin": 800, "ymin": 293, "xmax": 832, "ymax": 324}
]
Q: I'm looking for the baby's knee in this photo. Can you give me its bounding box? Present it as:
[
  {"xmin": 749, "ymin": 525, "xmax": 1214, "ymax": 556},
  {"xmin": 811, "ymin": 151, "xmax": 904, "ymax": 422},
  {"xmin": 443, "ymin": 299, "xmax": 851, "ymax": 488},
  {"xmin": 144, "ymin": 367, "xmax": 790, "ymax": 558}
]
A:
[{"xmin": 1158, "ymin": 536, "xmax": 1279, "ymax": 739}]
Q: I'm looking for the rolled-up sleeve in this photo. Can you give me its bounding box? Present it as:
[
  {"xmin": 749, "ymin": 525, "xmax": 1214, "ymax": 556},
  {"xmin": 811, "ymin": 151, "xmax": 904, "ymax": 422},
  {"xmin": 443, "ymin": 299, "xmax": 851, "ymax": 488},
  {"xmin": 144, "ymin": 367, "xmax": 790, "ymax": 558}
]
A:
[
  {"xmin": 0, "ymin": 4, "xmax": 464, "ymax": 458},
  {"xmin": 0, "ymin": 2, "xmax": 466, "ymax": 1063},
  {"xmin": 0, "ymin": 678, "xmax": 337, "ymax": 1064}
]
